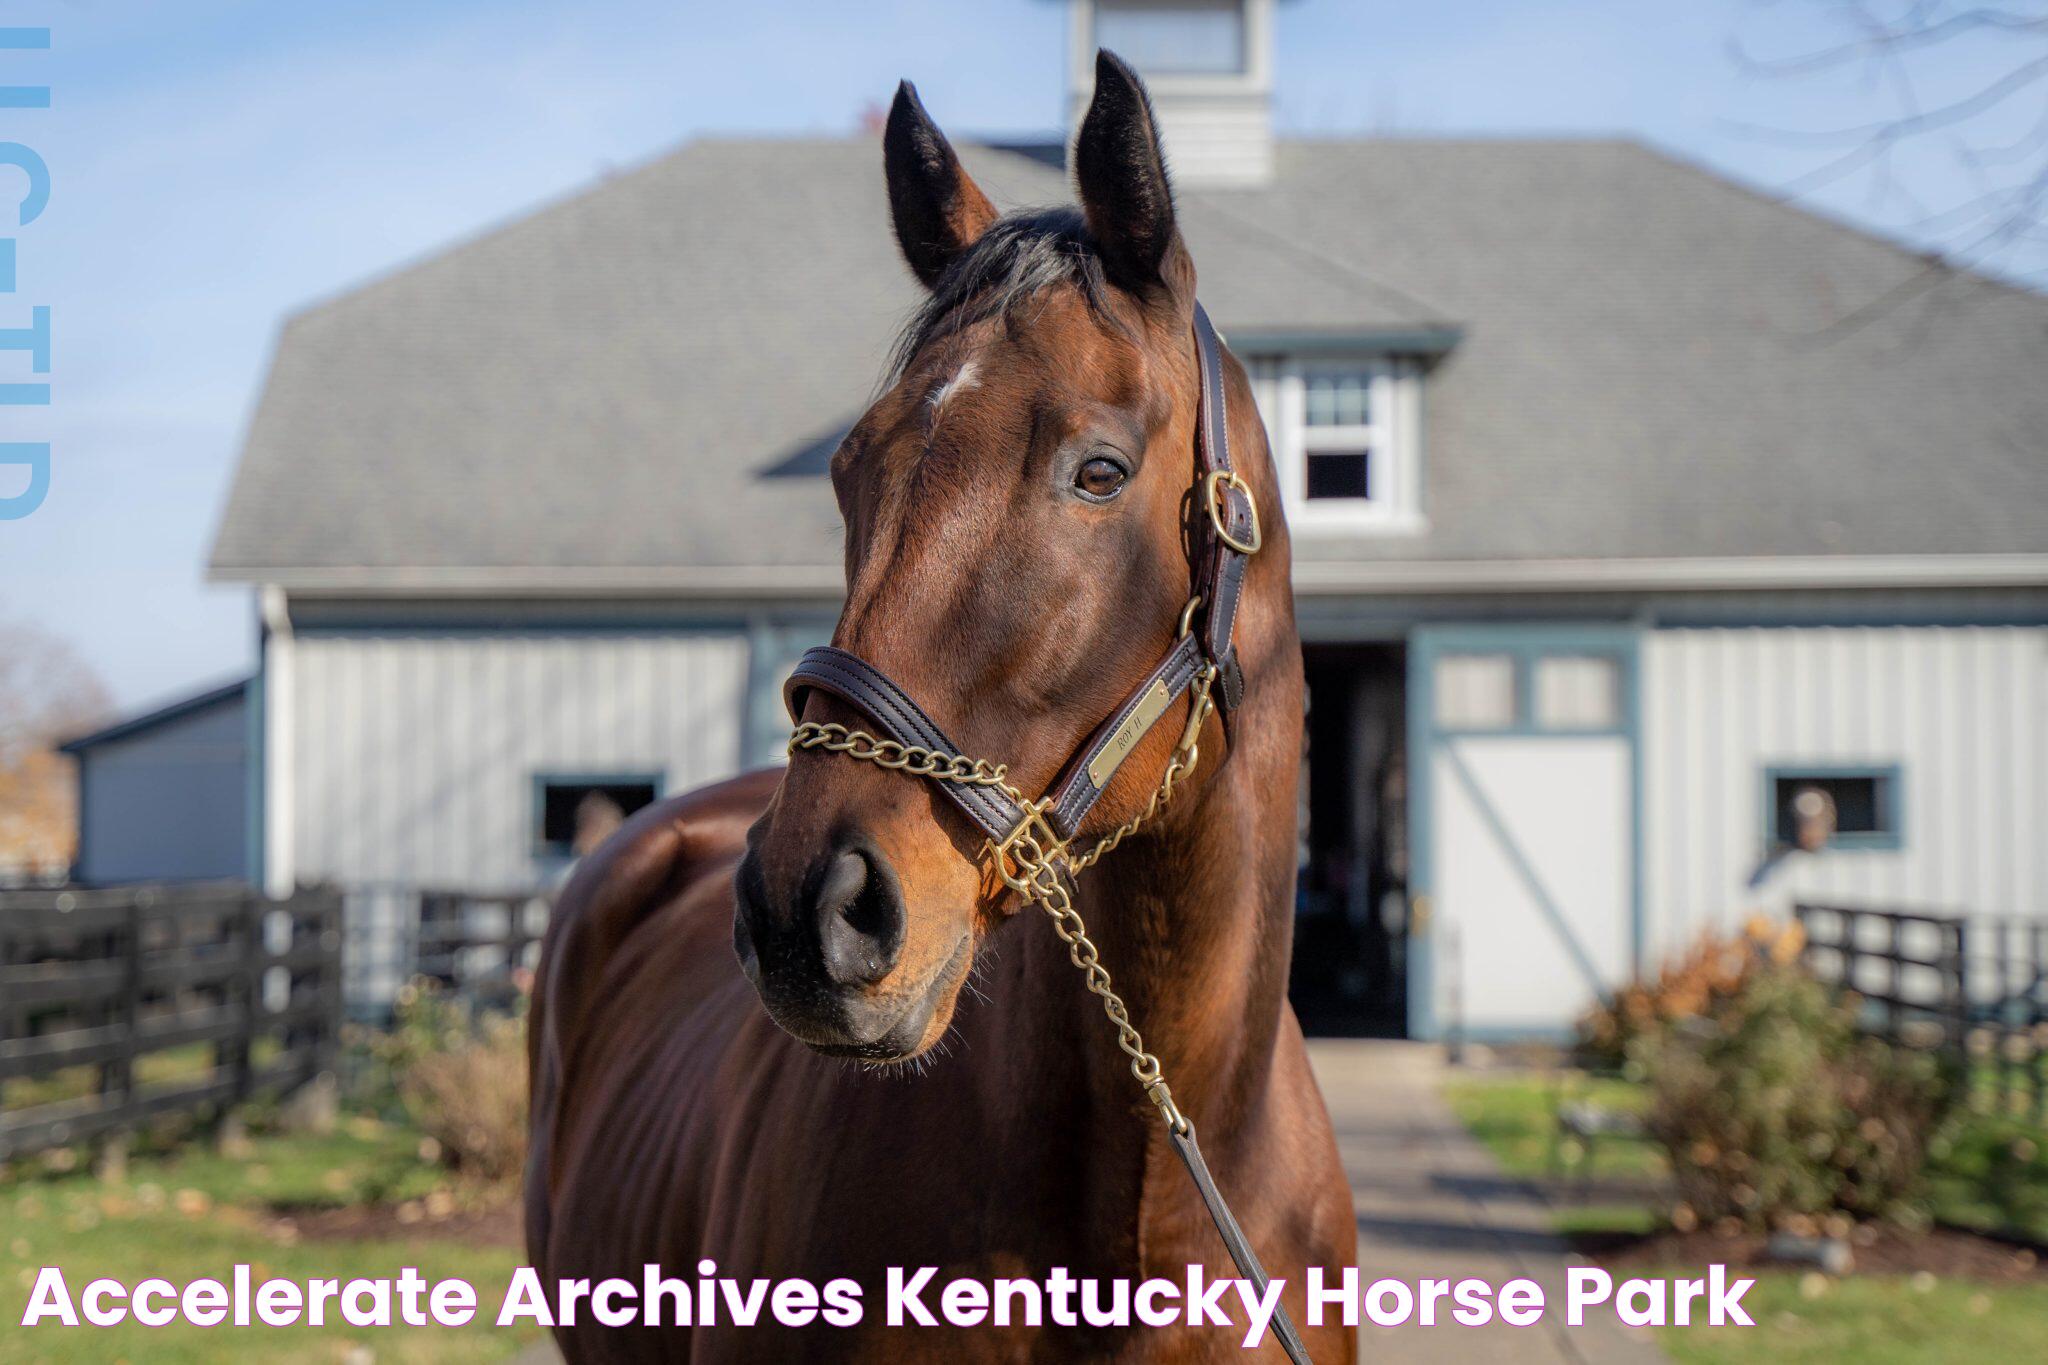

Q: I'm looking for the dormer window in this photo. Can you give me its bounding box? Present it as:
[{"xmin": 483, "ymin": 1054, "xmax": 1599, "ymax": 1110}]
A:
[
  {"xmin": 1246, "ymin": 355, "xmax": 1425, "ymax": 533},
  {"xmin": 1094, "ymin": 0, "xmax": 1248, "ymax": 75}
]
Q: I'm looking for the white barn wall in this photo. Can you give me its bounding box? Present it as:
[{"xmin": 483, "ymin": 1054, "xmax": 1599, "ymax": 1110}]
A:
[
  {"xmin": 277, "ymin": 632, "xmax": 748, "ymax": 890},
  {"xmin": 1643, "ymin": 625, "xmax": 2048, "ymax": 960}
]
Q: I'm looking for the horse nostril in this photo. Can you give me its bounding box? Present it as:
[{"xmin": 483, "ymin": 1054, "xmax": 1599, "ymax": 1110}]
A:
[{"xmin": 814, "ymin": 847, "xmax": 905, "ymax": 987}]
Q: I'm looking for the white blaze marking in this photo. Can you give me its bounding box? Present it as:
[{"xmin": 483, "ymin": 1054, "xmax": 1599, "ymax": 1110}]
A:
[{"xmin": 926, "ymin": 359, "xmax": 980, "ymax": 417}]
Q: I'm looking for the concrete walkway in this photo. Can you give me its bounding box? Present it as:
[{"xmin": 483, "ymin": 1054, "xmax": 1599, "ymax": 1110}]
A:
[{"xmin": 1307, "ymin": 1040, "xmax": 1668, "ymax": 1364}]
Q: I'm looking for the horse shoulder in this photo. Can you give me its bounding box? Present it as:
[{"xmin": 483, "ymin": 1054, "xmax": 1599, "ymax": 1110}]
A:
[{"xmin": 525, "ymin": 767, "xmax": 779, "ymax": 1261}]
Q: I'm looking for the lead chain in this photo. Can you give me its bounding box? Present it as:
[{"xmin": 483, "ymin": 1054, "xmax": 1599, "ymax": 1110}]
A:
[{"xmin": 788, "ymin": 664, "xmax": 1219, "ymax": 1136}]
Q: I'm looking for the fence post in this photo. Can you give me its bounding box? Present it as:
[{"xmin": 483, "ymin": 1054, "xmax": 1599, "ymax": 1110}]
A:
[
  {"xmin": 213, "ymin": 887, "xmax": 259, "ymax": 1154},
  {"xmin": 1995, "ymin": 918, "xmax": 2014, "ymax": 1116},
  {"xmin": 279, "ymin": 888, "xmax": 340, "ymax": 1134},
  {"xmin": 95, "ymin": 892, "xmax": 145, "ymax": 1181},
  {"xmin": 2033, "ymin": 921, "xmax": 2045, "ymax": 1125},
  {"xmin": 1944, "ymin": 919, "xmax": 1966, "ymax": 1055},
  {"xmin": 317, "ymin": 888, "xmax": 343, "ymax": 1088}
]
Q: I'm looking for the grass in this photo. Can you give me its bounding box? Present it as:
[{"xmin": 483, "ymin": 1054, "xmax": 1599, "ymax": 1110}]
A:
[
  {"xmin": 1447, "ymin": 1070, "xmax": 1664, "ymax": 1190},
  {"xmin": 1660, "ymin": 1274, "xmax": 2048, "ymax": 1365},
  {"xmin": 2, "ymin": 1039, "xmax": 284, "ymax": 1111},
  {"xmin": 1445, "ymin": 1069, "xmax": 2048, "ymax": 1364},
  {"xmin": 1929, "ymin": 1114, "xmax": 2048, "ymax": 1244},
  {"xmin": 0, "ymin": 1117, "xmax": 539, "ymax": 1363}
]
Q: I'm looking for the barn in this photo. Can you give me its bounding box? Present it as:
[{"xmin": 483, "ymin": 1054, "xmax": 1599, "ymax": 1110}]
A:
[
  {"xmin": 59, "ymin": 678, "xmax": 254, "ymax": 887},
  {"xmin": 186, "ymin": 0, "xmax": 2048, "ymax": 1039}
]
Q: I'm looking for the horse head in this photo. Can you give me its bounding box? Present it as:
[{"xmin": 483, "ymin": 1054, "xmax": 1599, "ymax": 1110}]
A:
[{"xmin": 734, "ymin": 52, "xmax": 1275, "ymax": 1062}]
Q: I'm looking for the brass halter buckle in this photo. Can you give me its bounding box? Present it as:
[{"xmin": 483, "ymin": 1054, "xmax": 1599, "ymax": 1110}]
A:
[
  {"xmin": 1203, "ymin": 469, "xmax": 1262, "ymax": 555},
  {"xmin": 988, "ymin": 798, "xmax": 1069, "ymax": 894}
]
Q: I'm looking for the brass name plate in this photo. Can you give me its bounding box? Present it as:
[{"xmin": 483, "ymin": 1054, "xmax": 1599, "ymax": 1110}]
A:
[{"xmin": 1087, "ymin": 678, "xmax": 1174, "ymax": 790}]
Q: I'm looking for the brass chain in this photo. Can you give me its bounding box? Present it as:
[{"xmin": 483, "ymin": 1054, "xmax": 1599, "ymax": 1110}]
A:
[{"xmin": 787, "ymin": 660, "xmax": 1220, "ymax": 1136}]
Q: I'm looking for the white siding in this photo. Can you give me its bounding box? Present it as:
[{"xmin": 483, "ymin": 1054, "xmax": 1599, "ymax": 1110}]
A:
[
  {"xmin": 1644, "ymin": 626, "xmax": 2048, "ymax": 957},
  {"xmin": 277, "ymin": 632, "xmax": 747, "ymax": 890}
]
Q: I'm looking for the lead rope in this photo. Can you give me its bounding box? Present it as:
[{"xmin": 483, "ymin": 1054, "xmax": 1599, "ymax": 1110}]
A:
[{"xmin": 789, "ymin": 618, "xmax": 1317, "ymax": 1365}]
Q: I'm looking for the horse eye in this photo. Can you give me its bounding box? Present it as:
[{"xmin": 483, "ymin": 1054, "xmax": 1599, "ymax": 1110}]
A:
[{"xmin": 1075, "ymin": 456, "xmax": 1128, "ymax": 500}]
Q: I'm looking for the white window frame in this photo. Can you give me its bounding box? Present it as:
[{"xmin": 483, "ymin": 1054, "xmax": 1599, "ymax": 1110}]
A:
[{"xmin": 1249, "ymin": 354, "xmax": 1424, "ymax": 535}]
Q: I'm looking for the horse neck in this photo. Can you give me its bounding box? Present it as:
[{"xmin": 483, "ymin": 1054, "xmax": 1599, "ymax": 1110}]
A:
[{"xmin": 1018, "ymin": 597, "xmax": 1304, "ymax": 1144}]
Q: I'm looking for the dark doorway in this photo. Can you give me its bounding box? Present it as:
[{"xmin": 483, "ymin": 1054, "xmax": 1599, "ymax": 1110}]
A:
[{"xmin": 1291, "ymin": 642, "xmax": 1410, "ymax": 1037}]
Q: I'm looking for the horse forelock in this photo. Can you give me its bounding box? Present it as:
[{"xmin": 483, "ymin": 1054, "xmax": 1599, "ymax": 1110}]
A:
[{"xmin": 887, "ymin": 206, "xmax": 1129, "ymax": 383}]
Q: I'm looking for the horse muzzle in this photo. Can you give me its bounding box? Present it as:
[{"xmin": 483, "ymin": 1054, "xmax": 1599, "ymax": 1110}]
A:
[{"xmin": 732, "ymin": 840, "xmax": 967, "ymax": 1060}]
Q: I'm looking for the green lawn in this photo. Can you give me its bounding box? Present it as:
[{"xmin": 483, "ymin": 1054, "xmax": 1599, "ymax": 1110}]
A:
[
  {"xmin": 2, "ymin": 1039, "xmax": 286, "ymax": 1113},
  {"xmin": 1445, "ymin": 1070, "xmax": 2048, "ymax": 1365},
  {"xmin": 1662, "ymin": 1274, "xmax": 2048, "ymax": 1365},
  {"xmin": 0, "ymin": 1118, "xmax": 540, "ymax": 1363}
]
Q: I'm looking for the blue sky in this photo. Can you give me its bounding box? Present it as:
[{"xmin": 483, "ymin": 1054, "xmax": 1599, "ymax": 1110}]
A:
[{"xmin": 0, "ymin": 0, "xmax": 2034, "ymax": 708}]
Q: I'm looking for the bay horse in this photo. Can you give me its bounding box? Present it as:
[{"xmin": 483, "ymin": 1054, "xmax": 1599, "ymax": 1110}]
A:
[{"xmin": 526, "ymin": 52, "xmax": 1359, "ymax": 1363}]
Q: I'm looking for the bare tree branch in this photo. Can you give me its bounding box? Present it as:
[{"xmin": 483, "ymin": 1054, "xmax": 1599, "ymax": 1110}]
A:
[{"xmin": 1728, "ymin": 0, "xmax": 2048, "ymax": 335}]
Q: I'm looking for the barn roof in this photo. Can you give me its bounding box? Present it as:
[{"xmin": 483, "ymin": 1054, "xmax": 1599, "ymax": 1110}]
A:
[
  {"xmin": 208, "ymin": 136, "xmax": 2048, "ymax": 594},
  {"xmin": 59, "ymin": 677, "xmax": 250, "ymax": 754}
]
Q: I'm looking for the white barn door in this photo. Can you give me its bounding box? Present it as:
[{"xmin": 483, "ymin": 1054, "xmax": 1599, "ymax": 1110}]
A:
[{"xmin": 1409, "ymin": 627, "xmax": 1640, "ymax": 1040}]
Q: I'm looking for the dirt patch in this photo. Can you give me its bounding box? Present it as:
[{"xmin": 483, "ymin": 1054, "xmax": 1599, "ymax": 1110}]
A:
[
  {"xmin": 270, "ymin": 1196, "xmax": 524, "ymax": 1248},
  {"xmin": 1576, "ymin": 1224, "xmax": 2047, "ymax": 1285}
]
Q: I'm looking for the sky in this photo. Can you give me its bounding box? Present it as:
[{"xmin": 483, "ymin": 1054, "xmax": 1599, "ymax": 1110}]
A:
[{"xmin": 0, "ymin": 0, "xmax": 2036, "ymax": 710}]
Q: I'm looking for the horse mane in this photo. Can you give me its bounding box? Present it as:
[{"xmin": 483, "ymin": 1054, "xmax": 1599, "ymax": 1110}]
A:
[{"xmin": 889, "ymin": 206, "xmax": 1124, "ymax": 379}]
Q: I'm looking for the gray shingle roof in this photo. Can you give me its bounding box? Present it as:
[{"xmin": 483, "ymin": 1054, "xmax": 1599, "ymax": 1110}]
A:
[{"xmin": 209, "ymin": 136, "xmax": 2048, "ymax": 588}]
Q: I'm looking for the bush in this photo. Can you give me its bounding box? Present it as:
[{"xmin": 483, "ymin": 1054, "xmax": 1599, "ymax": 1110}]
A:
[
  {"xmin": 373, "ymin": 982, "xmax": 528, "ymax": 1186},
  {"xmin": 1629, "ymin": 939, "xmax": 1948, "ymax": 1231},
  {"xmin": 1577, "ymin": 915, "xmax": 1803, "ymax": 1071}
]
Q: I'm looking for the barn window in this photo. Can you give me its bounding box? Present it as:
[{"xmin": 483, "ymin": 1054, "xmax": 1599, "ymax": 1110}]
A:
[
  {"xmin": 1243, "ymin": 355, "xmax": 1422, "ymax": 533},
  {"xmin": 1433, "ymin": 655, "xmax": 1516, "ymax": 730},
  {"xmin": 1533, "ymin": 656, "xmax": 1621, "ymax": 730},
  {"xmin": 1430, "ymin": 645, "xmax": 1631, "ymax": 735},
  {"xmin": 534, "ymin": 773, "xmax": 662, "ymax": 858},
  {"xmin": 1094, "ymin": 0, "xmax": 1248, "ymax": 75},
  {"xmin": 1764, "ymin": 766, "xmax": 1902, "ymax": 851}
]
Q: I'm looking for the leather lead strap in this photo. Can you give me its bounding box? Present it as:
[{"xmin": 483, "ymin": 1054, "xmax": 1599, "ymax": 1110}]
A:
[{"xmin": 1171, "ymin": 1125, "xmax": 1315, "ymax": 1365}]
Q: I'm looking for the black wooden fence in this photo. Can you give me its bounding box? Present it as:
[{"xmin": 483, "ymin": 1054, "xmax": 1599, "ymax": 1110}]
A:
[
  {"xmin": 1794, "ymin": 903, "xmax": 1969, "ymax": 1050},
  {"xmin": 1796, "ymin": 901, "xmax": 2047, "ymax": 1120},
  {"xmin": 340, "ymin": 887, "xmax": 549, "ymax": 1022},
  {"xmin": 0, "ymin": 883, "xmax": 343, "ymax": 1160}
]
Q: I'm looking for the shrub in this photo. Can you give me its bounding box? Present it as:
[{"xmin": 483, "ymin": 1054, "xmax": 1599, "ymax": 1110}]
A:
[
  {"xmin": 1576, "ymin": 916, "xmax": 1803, "ymax": 1072},
  {"xmin": 374, "ymin": 982, "xmax": 528, "ymax": 1186},
  {"xmin": 1629, "ymin": 939, "xmax": 1948, "ymax": 1231}
]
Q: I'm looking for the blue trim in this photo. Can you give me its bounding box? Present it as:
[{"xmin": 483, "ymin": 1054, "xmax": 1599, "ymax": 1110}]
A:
[
  {"xmin": 743, "ymin": 615, "xmax": 837, "ymax": 768},
  {"xmin": 1228, "ymin": 326, "xmax": 1463, "ymax": 357},
  {"xmin": 531, "ymin": 770, "xmax": 667, "ymax": 858},
  {"xmin": 1405, "ymin": 637, "xmax": 1435, "ymax": 1042},
  {"xmin": 1760, "ymin": 762, "xmax": 1905, "ymax": 853},
  {"xmin": 1294, "ymin": 592, "xmax": 2048, "ymax": 638},
  {"xmin": 247, "ymin": 657, "xmax": 266, "ymax": 890}
]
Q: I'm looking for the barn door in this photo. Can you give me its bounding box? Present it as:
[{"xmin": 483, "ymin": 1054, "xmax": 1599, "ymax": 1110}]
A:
[{"xmin": 1407, "ymin": 627, "xmax": 1641, "ymax": 1040}]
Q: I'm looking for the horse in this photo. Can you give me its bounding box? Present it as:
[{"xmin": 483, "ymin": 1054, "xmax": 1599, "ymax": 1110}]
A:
[{"xmin": 525, "ymin": 51, "xmax": 1360, "ymax": 1363}]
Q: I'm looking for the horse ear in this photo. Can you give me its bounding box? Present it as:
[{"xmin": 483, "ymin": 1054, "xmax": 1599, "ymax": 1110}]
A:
[
  {"xmin": 884, "ymin": 81, "xmax": 998, "ymax": 290},
  {"xmin": 1075, "ymin": 49, "xmax": 1185, "ymax": 298}
]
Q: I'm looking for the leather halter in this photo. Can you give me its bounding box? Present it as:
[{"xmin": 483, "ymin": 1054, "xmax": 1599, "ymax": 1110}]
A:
[
  {"xmin": 779, "ymin": 303, "xmax": 1314, "ymax": 1365},
  {"xmin": 783, "ymin": 303, "xmax": 1258, "ymax": 848}
]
